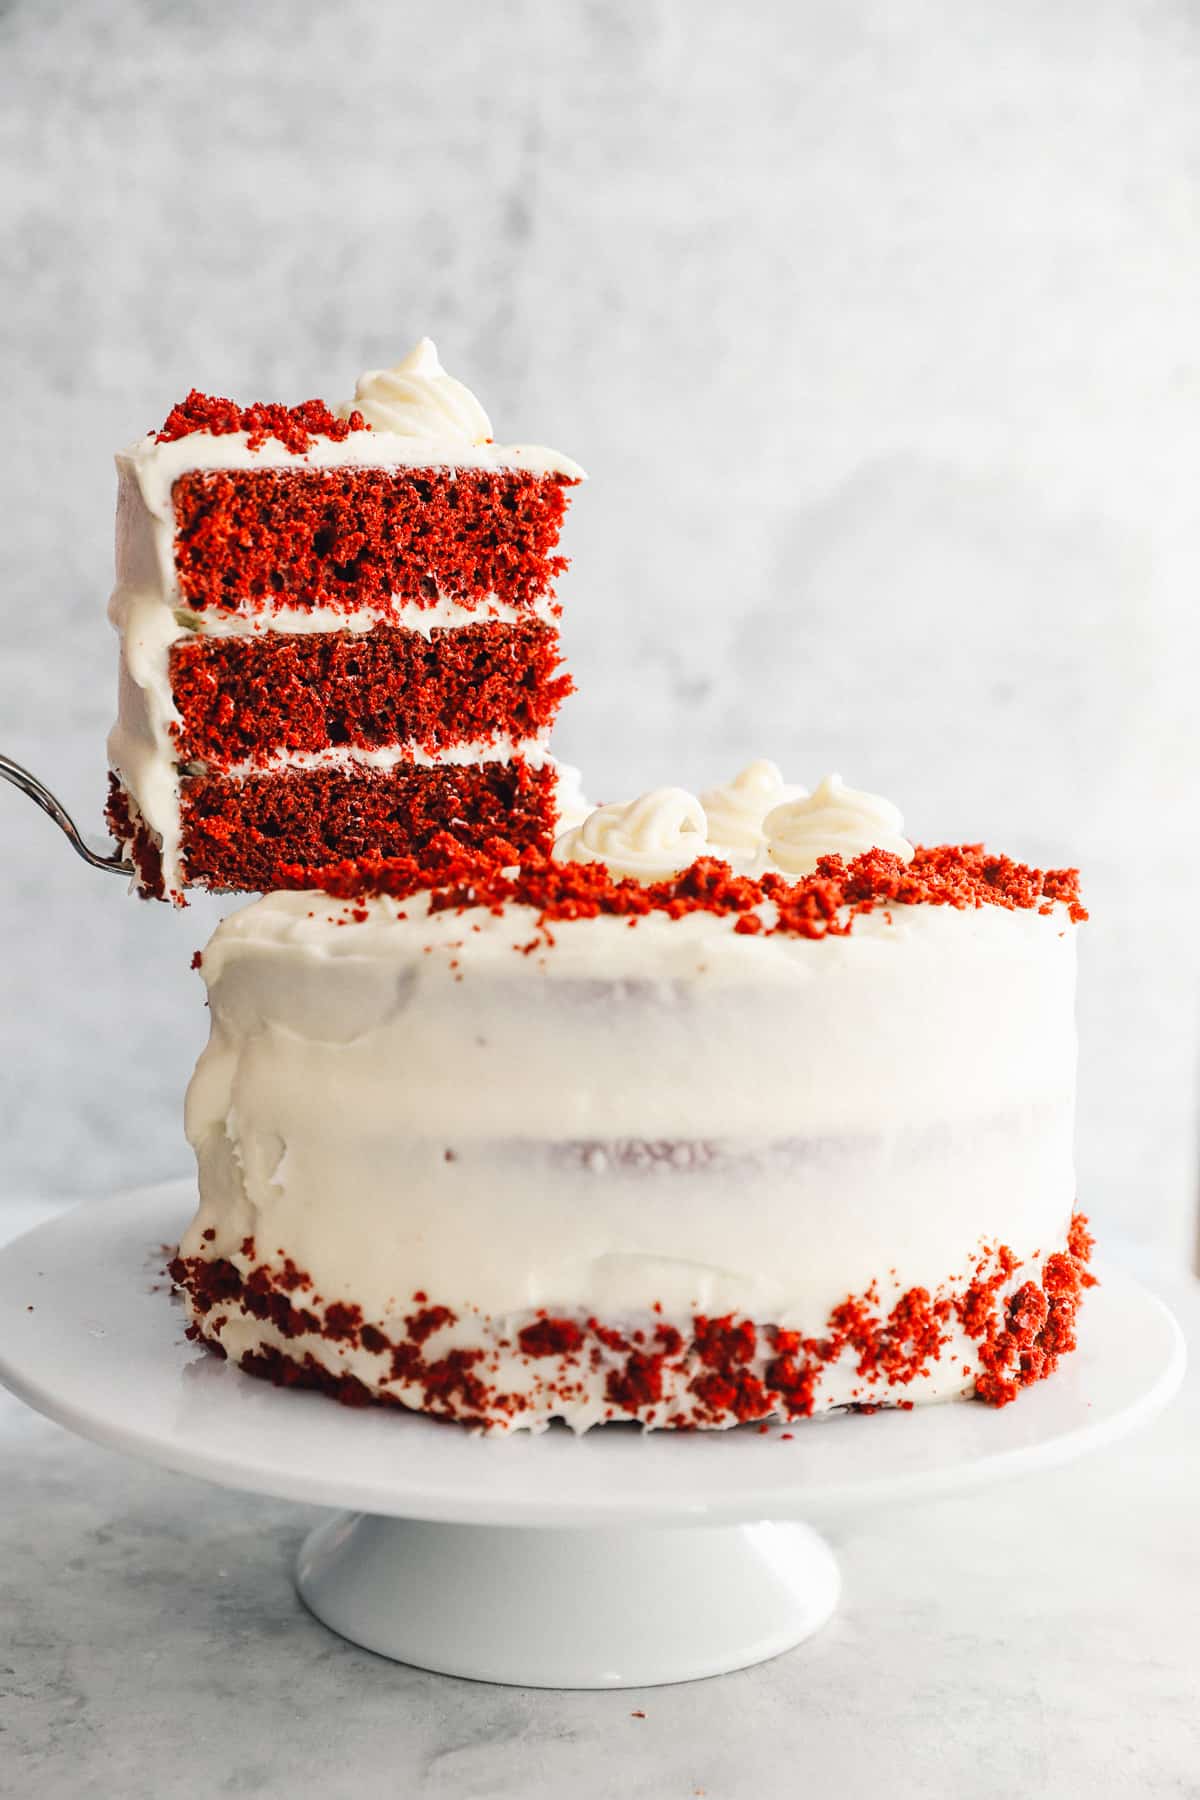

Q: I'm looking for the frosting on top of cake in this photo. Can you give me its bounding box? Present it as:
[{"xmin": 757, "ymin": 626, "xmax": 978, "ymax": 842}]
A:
[
  {"xmin": 553, "ymin": 768, "xmax": 917, "ymax": 883},
  {"xmin": 764, "ymin": 774, "xmax": 915, "ymax": 876},
  {"xmin": 129, "ymin": 340, "xmax": 584, "ymax": 508},
  {"xmin": 699, "ymin": 759, "xmax": 806, "ymax": 857},
  {"xmin": 552, "ymin": 787, "xmax": 708, "ymax": 881}
]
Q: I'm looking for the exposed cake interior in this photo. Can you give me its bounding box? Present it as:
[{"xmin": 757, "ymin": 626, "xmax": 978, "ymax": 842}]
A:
[
  {"xmin": 106, "ymin": 340, "xmax": 584, "ymax": 901},
  {"xmin": 171, "ymin": 466, "xmax": 573, "ymax": 614}
]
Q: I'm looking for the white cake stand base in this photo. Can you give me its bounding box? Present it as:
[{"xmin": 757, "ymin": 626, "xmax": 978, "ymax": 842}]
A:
[
  {"xmin": 0, "ymin": 1184, "xmax": 1185, "ymax": 1690},
  {"xmin": 297, "ymin": 1515, "xmax": 840, "ymax": 1686}
]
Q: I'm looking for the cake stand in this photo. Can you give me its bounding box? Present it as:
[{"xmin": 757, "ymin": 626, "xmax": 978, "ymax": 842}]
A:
[{"xmin": 0, "ymin": 1183, "xmax": 1185, "ymax": 1689}]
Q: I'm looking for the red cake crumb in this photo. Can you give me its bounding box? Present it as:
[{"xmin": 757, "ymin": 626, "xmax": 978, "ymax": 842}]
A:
[
  {"xmin": 606, "ymin": 1349, "xmax": 671, "ymax": 1411},
  {"xmin": 155, "ymin": 390, "xmax": 368, "ymax": 453},
  {"xmin": 296, "ymin": 838, "xmax": 1087, "ymax": 940},
  {"xmin": 168, "ymin": 620, "xmax": 571, "ymax": 769},
  {"xmin": 518, "ymin": 1317, "xmax": 586, "ymax": 1357},
  {"xmin": 104, "ymin": 774, "xmax": 167, "ymax": 901},
  {"xmin": 178, "ymin": 759, "xmax": 558, "ymax": 893},
  {"xmin": 171, "ymin": 467, "xmax": 577, "ymax": 614},
  {"xmin": 168, "ymin": 1214, "xmax": 1094, "ymax": 1429},
  {"xmin": 405, "ymin": 1305, "xmax": 455, "ymax": 1345}
]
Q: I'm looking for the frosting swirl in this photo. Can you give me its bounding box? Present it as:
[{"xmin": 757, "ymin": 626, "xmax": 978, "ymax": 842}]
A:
[
  {"xmin": 700, "ymin": 760, "xmax": 807, "ymax": 857},
  {"xmin": 343, "ymin": 338, "xmax": 493, "ymax": 443},
  {"xmin": 554, "ymin": 788, "xmax": 708, "ymax": 882},
  {"xmin": 764, "ymin": 774, "xmax": 915, "ymax": 875}
]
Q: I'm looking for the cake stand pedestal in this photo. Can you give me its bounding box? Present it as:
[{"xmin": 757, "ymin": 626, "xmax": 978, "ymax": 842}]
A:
[
  {"xmin": 0, "ymin": 1183, "xmax": 1184, "ymax": 1690},
  {"xmin": 297, "ymin": 1516, "xmax": 839, "ymax": 1686}
]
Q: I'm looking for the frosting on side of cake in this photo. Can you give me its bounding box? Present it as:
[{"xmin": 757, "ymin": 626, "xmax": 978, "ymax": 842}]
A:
[{"xmin": 175, "ymin": 873, "xmax": 1086, "ymax": 1430}]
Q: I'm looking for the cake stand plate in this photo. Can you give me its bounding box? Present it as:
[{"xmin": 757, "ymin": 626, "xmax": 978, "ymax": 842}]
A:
[{"xmin": 0, "ymin": 1183, "xmax": 1185, "ymax": 1689}]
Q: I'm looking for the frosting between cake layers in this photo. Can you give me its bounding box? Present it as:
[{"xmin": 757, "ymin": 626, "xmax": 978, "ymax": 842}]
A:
[{"xmin": 217, "ymin": 735, "xmax": 555, "ymax": 780}]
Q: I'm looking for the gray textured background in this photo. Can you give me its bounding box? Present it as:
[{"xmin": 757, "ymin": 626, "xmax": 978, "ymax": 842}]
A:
[{"xmin": 2, "ymin": 0, "xmax": 1197, "ymax": 1259}]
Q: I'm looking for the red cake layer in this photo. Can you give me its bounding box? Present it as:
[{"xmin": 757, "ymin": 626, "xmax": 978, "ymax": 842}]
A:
[
  {"xmin": 175, "ymin": 759, "xmax": 557, "ymax": 893},
  {"xmin": 168, "ymin": 621, "xmax": 572, "ymax": 770},
  {"xmin": 172, "ymin": 467, "xmax": 577, "ymax": 615}
]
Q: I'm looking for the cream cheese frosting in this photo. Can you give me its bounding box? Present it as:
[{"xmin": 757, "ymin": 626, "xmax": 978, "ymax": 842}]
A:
[
  {"xmin": 764, "ymin": 774, "xmax": 915, "ymax": 875},
  {"xmin": 699, "ymin": 759, "xmax": 807, "ymax": 858},
  {"xmin": 342, "ymin": 337, "xmax": 495, "ymax": 442},
  {"xmin": 554, "ymin": 767, "xmax": 915, "ymax": 883},
  {"xmin": 122, "ymin": 339, "xmax": 583, "ymax": 525},
  {"xmin": 177, "ymin": 883, "xmax": 1081, "ymax": 1429},
  {"xmin": 552, "ymin": 787, "xmax": 708, "ymax": 880}
]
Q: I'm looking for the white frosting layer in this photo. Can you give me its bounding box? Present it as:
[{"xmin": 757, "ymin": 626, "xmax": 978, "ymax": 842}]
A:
[
  {"xmin": 125, "ymin": 338, "xmax": 582, "ymax": 526},
  {"xmin": 125, "ymin": 427, "xmax": 583, "ymax": 522},
  {"xmin": 180, "ymin": 888, "xmax": 1080, "ymax": 1427},
  {"xmin": 218, "ymin": 735, "xmax": 551, "ymax": 779}
]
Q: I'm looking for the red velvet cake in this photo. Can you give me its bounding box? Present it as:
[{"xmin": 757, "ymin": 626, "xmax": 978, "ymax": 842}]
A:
[
  {"xmin": 171, "ymin": 777, "xmax": 1093, "ymax": 1432},
  {"xmin": 106, "ymin": 340, "xmax": 584, "ymax": 902}
]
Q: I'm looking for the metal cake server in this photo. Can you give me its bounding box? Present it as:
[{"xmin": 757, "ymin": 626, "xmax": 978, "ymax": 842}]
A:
[{"xmin": 0, "ymin": 753, "xmax": 133, "ymax": 875}]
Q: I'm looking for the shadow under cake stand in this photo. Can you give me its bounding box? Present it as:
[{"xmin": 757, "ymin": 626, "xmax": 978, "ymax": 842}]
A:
[{"xmin": 0, "ymin": 1181, "xmax": 1184, "ymax": 1689}]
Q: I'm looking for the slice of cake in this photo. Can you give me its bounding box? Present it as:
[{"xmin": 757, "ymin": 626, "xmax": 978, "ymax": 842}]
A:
[
  {"xmin": 170, "ymin": 770, "xmax": 1093, "ymax": 1432},
  {"xmin": 106, "ymin": 340, "xmax": 584, "ymax": 902}
]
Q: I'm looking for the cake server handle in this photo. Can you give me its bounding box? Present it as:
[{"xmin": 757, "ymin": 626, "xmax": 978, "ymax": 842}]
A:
[{"xmin": 0, "ymin": 753, "xmax": 134, "ymax": 875}]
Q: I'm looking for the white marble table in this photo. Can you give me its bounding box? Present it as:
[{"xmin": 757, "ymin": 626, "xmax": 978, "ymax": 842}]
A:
[{"xmin": 2, "ymin": 1201, "xmax": 1197, "ymax": 1800}]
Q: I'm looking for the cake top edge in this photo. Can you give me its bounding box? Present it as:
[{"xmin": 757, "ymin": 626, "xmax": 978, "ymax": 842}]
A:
[{"xmin": 130, "ymin": 339, "xmax": 584, "ymax": 481}]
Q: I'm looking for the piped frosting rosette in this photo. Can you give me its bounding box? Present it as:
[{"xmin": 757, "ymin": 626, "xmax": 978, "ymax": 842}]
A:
[
  {"xmin": 341, "ymin": 338, "xmax": 494, "ymax": 442},
  {"xmin": 556, "ymin": 765, "xmax": 914, "ymax": 885},
  {"xmin": 764, "ymin": 773, "xmax": 914, "ymax": 875},
  {"xmin": 700, "ymin": 759, "xmax": 807, "ymax": 860},
  {"xmin": 338, "ymin": 338, "xmax": 584, "ymax": 477},
  {"xmin": 553, "ymin": 787, "xmax": 708, "ymax": 881}
]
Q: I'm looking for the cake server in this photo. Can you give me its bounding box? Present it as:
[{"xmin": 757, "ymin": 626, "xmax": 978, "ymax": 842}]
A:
[{"xmin": 0, "ymin": 752, "xmax": 133, "ymax": 875}]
